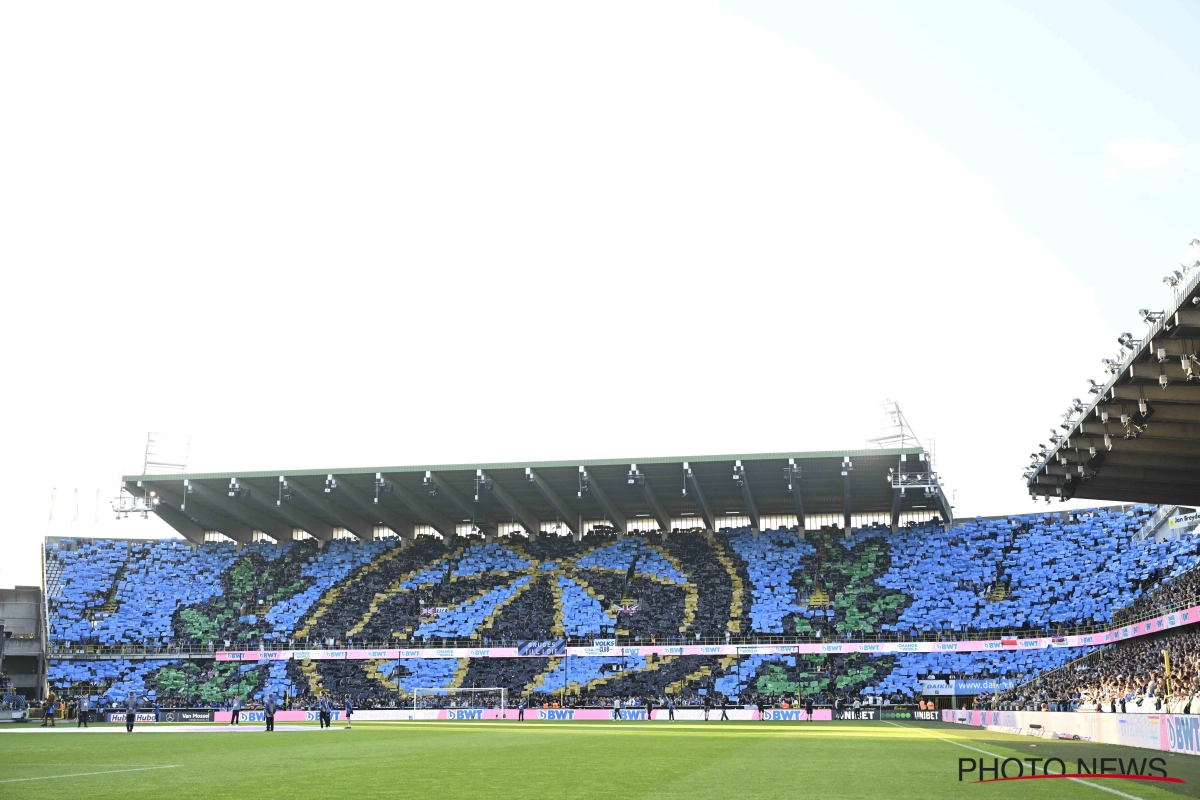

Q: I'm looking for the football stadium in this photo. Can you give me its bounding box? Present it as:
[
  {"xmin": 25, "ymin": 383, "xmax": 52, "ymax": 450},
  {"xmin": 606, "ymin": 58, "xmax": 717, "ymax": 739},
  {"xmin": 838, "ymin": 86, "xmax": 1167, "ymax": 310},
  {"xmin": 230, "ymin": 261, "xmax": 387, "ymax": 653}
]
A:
[
  {"xmin": 4, "ymin": 4, "xmax": 1200, "ymax": 800},
  {"xmin": 9, "ymin": 281, "xmax": 1200, "ymax": 799}
]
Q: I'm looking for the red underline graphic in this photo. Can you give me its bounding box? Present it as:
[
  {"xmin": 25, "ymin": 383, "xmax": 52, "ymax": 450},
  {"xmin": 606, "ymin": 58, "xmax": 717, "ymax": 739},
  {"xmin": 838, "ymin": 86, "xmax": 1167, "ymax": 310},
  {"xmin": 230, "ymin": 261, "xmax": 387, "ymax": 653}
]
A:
[{"xmin": 977, "ymin": 774, "xmax": 1185, "ymax": 785}]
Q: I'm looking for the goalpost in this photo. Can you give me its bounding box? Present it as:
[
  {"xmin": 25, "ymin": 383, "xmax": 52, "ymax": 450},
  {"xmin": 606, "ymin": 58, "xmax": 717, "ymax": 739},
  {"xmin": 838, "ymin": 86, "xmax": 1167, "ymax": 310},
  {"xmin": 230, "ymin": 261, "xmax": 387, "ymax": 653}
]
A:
[{"xmin": 412, "ymin": 687, "xmax": 507, "ymax": 717}]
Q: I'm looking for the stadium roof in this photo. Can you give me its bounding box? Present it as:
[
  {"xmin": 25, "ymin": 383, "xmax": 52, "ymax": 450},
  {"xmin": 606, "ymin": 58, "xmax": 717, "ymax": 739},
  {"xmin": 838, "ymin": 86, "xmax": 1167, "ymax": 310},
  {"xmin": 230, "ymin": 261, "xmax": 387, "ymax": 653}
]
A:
[
  {"xmin": 1028, "ymin": 260, "xmax": 1200, "ymax": 506},
  {"xmin": 122, "ymin": 448, "xmax": 951, "ymax": 545}
]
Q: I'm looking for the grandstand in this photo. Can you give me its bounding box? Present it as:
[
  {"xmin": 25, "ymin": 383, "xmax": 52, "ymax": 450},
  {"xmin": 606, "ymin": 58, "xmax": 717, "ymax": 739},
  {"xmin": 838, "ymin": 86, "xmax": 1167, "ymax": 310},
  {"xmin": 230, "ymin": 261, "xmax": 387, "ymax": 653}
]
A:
[
  {"xmin": 37, "ymin": 488, "xmax": 1200, "ymax": 714},
  {"xmin": 1029, "ymin": 239, "xmax": 1200, "ymax": 506}
]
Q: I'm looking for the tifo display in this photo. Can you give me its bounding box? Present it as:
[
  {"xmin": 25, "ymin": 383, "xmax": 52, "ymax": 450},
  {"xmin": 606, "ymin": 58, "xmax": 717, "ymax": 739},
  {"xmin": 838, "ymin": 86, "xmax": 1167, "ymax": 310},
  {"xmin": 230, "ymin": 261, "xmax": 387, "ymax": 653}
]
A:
[{"xmin": 37, "ymin": 504, "xmax": 1200, "ymax": 716}]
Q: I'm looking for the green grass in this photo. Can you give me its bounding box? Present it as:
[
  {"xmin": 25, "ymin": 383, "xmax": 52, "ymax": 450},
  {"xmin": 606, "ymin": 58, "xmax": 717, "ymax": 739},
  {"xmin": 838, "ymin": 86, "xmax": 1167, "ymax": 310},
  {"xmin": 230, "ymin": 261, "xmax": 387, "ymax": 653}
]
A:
[{"xmin": 2, "ymin": 720, "xmax": 1198, "ymax": 799}]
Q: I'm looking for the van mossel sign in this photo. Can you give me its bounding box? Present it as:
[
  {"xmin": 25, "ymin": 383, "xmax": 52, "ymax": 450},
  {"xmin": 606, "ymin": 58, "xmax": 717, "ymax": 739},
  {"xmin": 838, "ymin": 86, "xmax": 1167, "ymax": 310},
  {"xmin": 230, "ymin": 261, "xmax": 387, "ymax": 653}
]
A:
[{"xmin": 214, "ymin": 604, "xmax": 1200, "ymax": 661}]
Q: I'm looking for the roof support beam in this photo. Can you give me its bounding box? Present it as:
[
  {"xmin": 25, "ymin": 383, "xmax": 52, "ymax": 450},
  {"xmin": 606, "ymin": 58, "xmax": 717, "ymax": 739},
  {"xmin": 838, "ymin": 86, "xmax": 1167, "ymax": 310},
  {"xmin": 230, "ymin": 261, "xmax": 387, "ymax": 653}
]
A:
[
  {"xmin": 889, "ymin": 456, "xmax": 904, "ymax": 534},
  {"xmin": 1054, "ymin": 449, "xmax": 1200, "ymax": 472},
  {"xmin": 382, "ymin": 475, "xmax": 456, "ymax": 539},
  {"xmin": 1078, "ymin": 420, "xmax": 1200, "ymax": 442},
  {"xmin": 527, "ymin": 468, "xmax": 581, "ymax": 541},
  {"xmin": 787, "ymin": 460, "xmax": 805, "ymax": 539},
  {"xmin": 153, "ymin": 503, "xmax": 205, "ymax": 544},
  {"xmin": 283, "ymin": 477, "xmax": 373, "ymax": 541},
  {"xmin": 1062, "ymin": 435, "xmax": 1200, "ymax": 458},
  {"xmin": 934, "ymin": 483, "xmax": 954, "ymax": 530},
  {"xmin": 477, "ymin": 470, "xmax": 540, "ymax": 538},
  {"xmin": 1093, "ymin": 403, "xmax": 1200, "ymax": 424},
  {"xmin": 186, "ymin": 480, "xmax": 292, "ymax": 543},
  {"xmin": 426, "ymin": 471, "xmax": 495, "ymax": 538},
  {"xmin": 175, "ymin": 490, "xmax": 253, "ymax": 544},
  {"xmin": 1056, "ymin": 485, "xmax": 1200, "ymax": 506},
  {"xmin": 1109, "ymin": 384, "xmax": 1200, "ymax": 404},
  {"xmin": 580, "ymin": 466, "xmax": 626, "ymax": 537},
  {"xmin": 628, "ymin": 465, "xmax": 671, "ymax": 540},
  {"xmin": 733, "ymin": 460, "xmax": 760, "ymax": 536},
  {"xmin": 233, "ymin": 478, "xmax": 333, "ymax": 542},
  {"xmin": 683, "ymin": 462, "xmax": 716, "ymax": 533},
  {"xmin": 841, "ymin": 456, "xmax": 854, "ymax": 538},
  {"xmin": 326, "ymin": 474, "xmax": 413, "ymax": 541}
]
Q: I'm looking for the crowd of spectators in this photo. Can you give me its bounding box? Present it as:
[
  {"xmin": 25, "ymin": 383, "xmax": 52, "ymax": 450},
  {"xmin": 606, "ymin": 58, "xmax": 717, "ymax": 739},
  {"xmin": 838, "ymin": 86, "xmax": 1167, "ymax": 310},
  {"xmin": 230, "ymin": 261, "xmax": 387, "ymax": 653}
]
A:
[
  {"xmin": 988, "ymin": 625, "xmax": 1200, "ymax": 713},
  {"xmin": 1113, "ymin": 564, "xmax": 1200, "ymax": 626},
  {"xmin": 40, "ymin": 506, "xmax": 1200, "ymax": 706}
]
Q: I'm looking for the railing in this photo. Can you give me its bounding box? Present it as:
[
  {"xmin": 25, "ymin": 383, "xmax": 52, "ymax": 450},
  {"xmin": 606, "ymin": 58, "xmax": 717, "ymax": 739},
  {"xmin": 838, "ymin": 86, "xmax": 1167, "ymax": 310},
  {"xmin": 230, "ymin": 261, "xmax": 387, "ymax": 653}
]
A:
[
  {"xmin": 44, "ymin": 591, "xmax": 1200, "ymax": 659},
  {"xmin": 1015, "ymin": 644, "xmax": 1111, "ymax": 691},
  {"xmin": 1134, "ymin": 504, "xmax": 1176, "ymax": 543}
]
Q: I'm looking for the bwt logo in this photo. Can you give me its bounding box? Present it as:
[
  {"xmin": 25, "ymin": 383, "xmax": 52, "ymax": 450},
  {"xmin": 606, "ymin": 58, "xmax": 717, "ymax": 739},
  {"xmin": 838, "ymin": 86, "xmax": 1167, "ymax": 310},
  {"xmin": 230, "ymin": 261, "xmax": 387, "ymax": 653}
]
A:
[
  {"xmin": 617, "ymin": 710, "xmax": 646, "ymax": 720},
  {"xmin": 304, "ymin": 711, "xmax": 341, "ymax": 722},
  {"xmin": 664, "ymin": 647, "xmax": 684, "ymax": 655},
  {"xmin": 859, "ymin": 644, "xmax": 880, "ymax": 652},
  {"xmin": 367, "ymin": 650, "xmax": 388, "ymax": 658},
  {"xmin": 538, "ymin": 710, "xmax": 575, "ymax": 720},
  {"xmin": 259, "ymin": 652, "xmax": 280, "ymax": 660},
  {"xmin": 700, "ymin": 647, "xmax": 722, "ymax": 654},
  {"xmin": 767, "ymin": 710, "xmax": 812, "ymax": 721},
  {"xmin": 326, "ymin": 651, "xmax": 346, "ymax": 658},
  {"xmin": 935, "ymin": 643, "xmax": 959, "ymax": 651},
  {"xmin": 1078, "ymin": 636, "xmax": 1094, "ymax": 645},
  {"xmin": 240, "ymin": 711, "xmax": 266, "ymax": 722},
  {"xmin": 226, "ymin": 653, "xmax": 245, "ymax": 660},
  {"xmin": 821, "ymin": 645, "xmax": 843, "ymax": 652},
  {"xmin": 1019, "ymin": 640, "xmax": 1039, "ymax": 648},
  {"xmin": 1168, "ymin": 716, "xmax": 1200, "ymax": 755},
  {"xmin": 401, "ymin": 650, "xmax": 421, "ymax": 658},
  {"xmin": 447, "ymin": 710, "xmax": 483, "ymax": 720},
  {"xmin": 469, "ymin": 649, "xmax": 490, "ymax": 656},
  {"xmin": 983, "ymin": 642, "xmax": 1002, "ymax": 649}
]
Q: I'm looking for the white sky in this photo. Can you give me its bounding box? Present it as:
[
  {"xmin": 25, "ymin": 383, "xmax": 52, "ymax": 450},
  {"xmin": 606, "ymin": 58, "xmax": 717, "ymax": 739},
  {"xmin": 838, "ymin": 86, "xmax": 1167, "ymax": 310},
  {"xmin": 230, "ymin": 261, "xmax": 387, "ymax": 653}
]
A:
[{"xmin": 1, "ymin": 1, "xmax": 1192, "ymax": 587}]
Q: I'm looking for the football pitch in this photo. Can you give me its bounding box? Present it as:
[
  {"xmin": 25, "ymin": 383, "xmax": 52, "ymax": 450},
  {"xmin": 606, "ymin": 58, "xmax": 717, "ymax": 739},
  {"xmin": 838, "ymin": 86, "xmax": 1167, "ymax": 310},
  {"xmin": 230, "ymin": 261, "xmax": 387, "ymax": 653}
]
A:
[{"xmin": 2, "ymin": 720, "xmax": 1198, "ymax": 799}]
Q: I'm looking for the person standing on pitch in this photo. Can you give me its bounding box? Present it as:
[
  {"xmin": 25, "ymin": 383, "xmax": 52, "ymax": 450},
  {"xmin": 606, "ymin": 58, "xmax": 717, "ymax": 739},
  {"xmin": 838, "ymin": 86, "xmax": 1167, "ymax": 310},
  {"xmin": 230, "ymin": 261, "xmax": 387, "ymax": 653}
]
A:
[
  {"xmin": 720, "ymin": 696, "xmax": 729, "ymax": 721},
  {"xmin": 78, "ymin": 694, "xmax": 89, "ymax": 728},
  {"xmin": 667, "ymin": 697, "xmax": 675, "ymax": 721},
  {"xmin": 264, "ymin": 694, "xmax": 278, "ymax": 732},
  {"xmin": 702, "ymin": 693, "xmax": 711, "ymax": 721},
  {"xmin": 645, "ymin": 695, "xmax": 654, "ymax": 721},
  {"xmin": 230, "ymin": 695, "xmax": 242, "ymax": 725},
  {"xmin": 41, "ymin": 692, "xmax": 56, "ymax": 727},
  {"xmin": 124, "ymin": 692, "xmax": 138, "ymax": 733},
  {"xmin": 517, "ymin": 698, "xmax": 525, "ymax": 721},
  {"xmin": 344, "ymin": 694, "xmax": 353, "ymax": 729},
  {"xmin": 319, "ymin": 693, "xmax": 331, "ymax": 729},
  {"xmin": 804, "ymin": 696, "xmax": 814, "ymax": 722}
]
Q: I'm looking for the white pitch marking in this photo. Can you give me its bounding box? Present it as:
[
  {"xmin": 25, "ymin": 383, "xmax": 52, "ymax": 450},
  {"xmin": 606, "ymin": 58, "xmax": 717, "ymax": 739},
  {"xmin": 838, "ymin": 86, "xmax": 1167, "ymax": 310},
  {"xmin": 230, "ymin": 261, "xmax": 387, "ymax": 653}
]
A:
[
  {"xmin": 0, "ymin": 765, "xmax": 182, "ymax": 784},
  {"xmin": 882, "ymin": 721, "xmax": 1147, "ymax": 800}
]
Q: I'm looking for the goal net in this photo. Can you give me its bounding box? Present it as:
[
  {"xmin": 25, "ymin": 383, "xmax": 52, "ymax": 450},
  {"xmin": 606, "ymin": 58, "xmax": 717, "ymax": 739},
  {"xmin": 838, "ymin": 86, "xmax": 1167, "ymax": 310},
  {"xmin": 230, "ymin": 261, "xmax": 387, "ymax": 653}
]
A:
[{"xmin": 411, "ymin": 687, "xmax": 507, "ymax": 714}]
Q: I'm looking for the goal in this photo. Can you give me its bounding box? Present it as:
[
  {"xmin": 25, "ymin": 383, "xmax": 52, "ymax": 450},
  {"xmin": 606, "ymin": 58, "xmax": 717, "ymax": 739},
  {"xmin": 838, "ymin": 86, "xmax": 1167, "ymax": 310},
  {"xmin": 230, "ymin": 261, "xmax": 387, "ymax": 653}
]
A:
[{"xmin": 411, "ymin": 687, "xmax": 507, "ymax": 716}]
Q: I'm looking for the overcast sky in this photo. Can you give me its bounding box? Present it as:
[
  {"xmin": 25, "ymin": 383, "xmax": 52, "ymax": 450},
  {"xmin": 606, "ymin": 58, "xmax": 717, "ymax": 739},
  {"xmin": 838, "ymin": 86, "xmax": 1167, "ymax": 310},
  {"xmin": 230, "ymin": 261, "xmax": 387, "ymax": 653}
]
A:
[{"xmin": 2, "ymin": 1, "xmax": 1197, "ymax": 587}]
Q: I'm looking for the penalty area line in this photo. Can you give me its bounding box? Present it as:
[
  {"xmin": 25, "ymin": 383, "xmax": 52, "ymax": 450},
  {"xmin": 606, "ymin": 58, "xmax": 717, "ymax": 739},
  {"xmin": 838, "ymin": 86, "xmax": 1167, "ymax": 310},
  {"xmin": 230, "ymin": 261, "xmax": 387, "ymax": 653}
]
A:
[
  {"xmin": 0, "ymin": 765, "xmax": 182, "ymax": 784},
  {"xmin": 880, "ymin": 721, "xmax": 1146, "ymax": 800}
]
